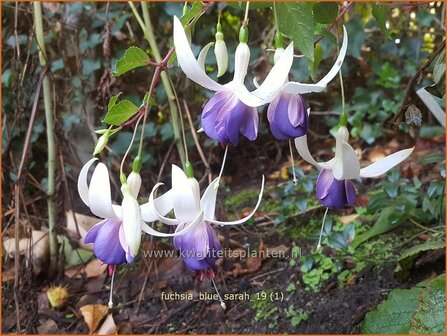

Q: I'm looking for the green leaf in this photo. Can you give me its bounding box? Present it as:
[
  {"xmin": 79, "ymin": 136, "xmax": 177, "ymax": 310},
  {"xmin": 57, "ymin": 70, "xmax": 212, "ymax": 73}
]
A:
[
  {"xmin": 395, "ymin": 240, "xmax": 445, "ymax": 281},
  {"xmin": 362, "ymin": 287, "xmax": 424, "ymax": 333},
  {"xmin": 351, "ymin": 206, "xmax": 407, "ymax": 248},
  {"xmin": 310, "ymin": 43, "xmax": 323, "ymax": 79},
  {"xmin": 104, "ymin": 93, "xmax": 141, "ymax": 125},
  {"xmin": 419, "ymin": 153, "xmax": 445, "ymax": 165},
  {"xmin": 62, "ymin": 237, "xmax": 93, "ymax": 267},
  {"xmin": 180, "ymin": 2, "xmax": 205, "ymax": 25},
  {"xmin": 363, "ymin": 275, "xmax": 446, "ymax": 334},
  {"xmin": 277, "ymin": 2, "xmax": 314, "ymax": 63},
  {"xmin": 227, "ymin": 2, "xmax": 272, "ymax": 10},
  {"xmin": 412, "ymin": 283, "xmax": 445, "ymax": 334},
  {"xmin": 371, "ymin": 3, "xmax": 389, "ymax": 37},
  {"xmin": 314, "ymin": 2, "xmax": 339, "ymax": 24},
  {"xmin": 112, "ymin": 46, "xmax": 149, "ymax": 77}
]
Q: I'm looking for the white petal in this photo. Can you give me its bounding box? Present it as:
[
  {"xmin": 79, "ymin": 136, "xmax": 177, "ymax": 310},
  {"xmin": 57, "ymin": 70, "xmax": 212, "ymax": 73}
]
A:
[
  {"xmin": 173, "ymin": 16, "xmax": 224, "ymax": 92},
  {"xmin": 88, "ymin": 162, "xmax": 120, "ymax": 220},
  {"xmin": 171, "ymin": 165, "xmax": 200, "ymax": 222},
  {"xmin": 148, "ymin": 183, "xmax": 180, "ymax": 226},
  {"xmin": 251, "ymin": 42, "xmax": 294, "ymax": 104},
  {"xmin": 142, "ymin": 210, "xmax": 204, "ymax": 237},
  {"xmin": 234, "ymin": 84, "xmax": 265, "ymax": 107},
  {"xmin": 207, "ymin": 176, "xmax": 264, "ymax": 226},
  {"xmin": 332, "ymin": 142, "xmax": 361, "ymax": 180},
  {"xmin": 127, "ymin": 172, "xmax": 142, "ymax": 198},
  {"xmin": 281, "ymin": 81, "xmax": 327, "ymax": 95},
  {"xmin": 294, "ymin": 135, "xmax": 333, "ymax": 169},
  {"xmin": 121, "ymin": 194, "xmax": 142, "ymax": 256},
  {"xmin": 77, "ymin": 158, "xmax": 97, "ymax": 207},
  {"xmin": 281, "ymin": 26, "xmax": 348, "ymax": 95},
  {"xmin": 140, "ymin": 189, "xmax": 174, "ymax": 222},
  {"xmin": 360, "ymin": 147, "xmax": 414, "ymax": 178},
  {"xmin": 200, "ymin": 177, "xmax": 220, "ymax": 220},
  {"xmin": 198, "ymin": 42, "xmax": 214, "ymax": 71},
  {"xmin": 315, "ymin": 25, "xmax": 348, "ymax": 88},
  {"xmin": 233, "ymin": 42, "xmax": 250, "ymax": 84}
]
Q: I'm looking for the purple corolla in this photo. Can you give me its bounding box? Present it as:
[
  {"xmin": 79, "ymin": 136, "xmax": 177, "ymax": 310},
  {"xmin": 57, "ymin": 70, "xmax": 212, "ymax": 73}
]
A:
[
  {"xmin": 150, "ymin": 165, "xmax": 265, "ymax": 275},
  {"xmin": 78, "ymin": 159, "xmax": 202, "ymax": 266}
]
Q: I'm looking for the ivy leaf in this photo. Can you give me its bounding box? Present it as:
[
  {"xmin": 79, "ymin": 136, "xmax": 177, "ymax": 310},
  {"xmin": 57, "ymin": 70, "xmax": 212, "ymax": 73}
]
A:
[
  {"xmin": 103, "ymin": 93, "xmax": 140, "ymax": 125},
  {"xmin": 371, "ymin": 3, "xmax": 389, "ymax": 37},
  {"xmin": 277, "ymin": 2, "xmax": 314, "ymax": 63},
  {"xmin": 314, "ymin": 2, "xmax": 339, "ymax": 24},
  {"xmin": 112, "ymin": 46, "xmax": 149, "ymax": 77}
]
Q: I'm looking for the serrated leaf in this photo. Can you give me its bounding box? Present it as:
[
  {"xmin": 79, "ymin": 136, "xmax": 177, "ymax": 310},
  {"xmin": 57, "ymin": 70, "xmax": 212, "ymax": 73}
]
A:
[
  {"xmin": 277, "ymin": 2, "xmax": 314, "ymax": 63},
  {"xmin": 112, "ymin": 46, "xmax": 149, "ymax": 77},
  {"xmin": 363, "ymin": 274, "xmax": 445, "ymax": 334},
  {"xmin": 371, "ymin": 3, "xmax": 389, "ymax": 37},
  {"xmin": 363, "ymin": 287, "xmax": 424, "ymax": 334},
  {"xmin": 410, "ymin": 278, "xmax": 446, "ymax": 334},
  {"xmin": 104, "ymin": 93, "xmax": 140, "ymax": 125},
  {"xmin": 314, "ymin": 2, "xmax": 339, "ymax": 24}
]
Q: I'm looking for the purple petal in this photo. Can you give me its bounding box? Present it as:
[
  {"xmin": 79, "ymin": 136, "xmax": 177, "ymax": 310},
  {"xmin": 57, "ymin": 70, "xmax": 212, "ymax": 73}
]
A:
[
  {"xmin": 345, "ymin": 179, "xmax": 356, "ymax": 206},
  {"xmin": 202, "ymin": 92, "xmax": 232, "ymax": 143},
  {"xmin": 90, "ymin": 220, "xmax": 126, "ymax": 265},
  {"xmin": 323, "ymin": 179, "xmax": 346, "ymax": 209},
  {"xmin": 316, "ymin": 169, "xmax": 335, "ymax": 200},
  {"xmin": 316, "ymin": 169, "xmax": 356, "ymax": 209},
  {"xmin": 84, "ymin": 219, "xmax": 107, "ymax": 244},
  {"xmin": 201, "ymin": 91, "xmax": 259, "ymax": 145},
  {"xmin": 267, "ymin": 93, "xmax": 307, "ymax": 140},
  {"xmin": 225, "ymin": 101, "xmax": 258, "ymax": 145},
  {"xmin": 174, "ymin": 222, "xmax": 221, "ymax": 271}
]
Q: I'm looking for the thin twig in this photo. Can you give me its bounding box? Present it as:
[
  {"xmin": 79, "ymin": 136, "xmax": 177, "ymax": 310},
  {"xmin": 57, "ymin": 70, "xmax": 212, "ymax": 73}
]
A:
[{"xmin": 182, "ymin": 100, "xmax": 212, "ymax": 184}]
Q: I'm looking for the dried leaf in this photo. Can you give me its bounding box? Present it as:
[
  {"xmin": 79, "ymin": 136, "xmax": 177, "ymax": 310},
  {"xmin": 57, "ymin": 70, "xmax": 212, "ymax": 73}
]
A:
[
  {"xmin": 2, "ymin": 230, "xmax": 49, "ymax": 274},
  {"xmin": 97, "ymin": 314, "xmax": 117, "ymax": 335},
  {"xmin": 80, "ymin": 304, "xmax": 108, "ymax": 333},
  {"xmin": 339, "ymin": 214, "xmax": 360, "ymax": 224},
  {"xmin": 66, "ymin": 211, "xmax": 98, "ymax": 247},
  {"xmin": 65, "ymin": 258, "xmax": 107, "ymax": 279}
]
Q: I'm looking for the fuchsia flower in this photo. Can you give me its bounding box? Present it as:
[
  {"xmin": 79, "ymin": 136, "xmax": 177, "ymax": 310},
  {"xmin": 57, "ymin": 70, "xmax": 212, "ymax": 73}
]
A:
[
  {"xmin": 266, "ymin": 27, "xmax": 348, "ymax": 141},
  {"xmin": 150, "ymin": 165, "xmax": 264, "ymax": 275},
  {"xmin": 78, "ymin": 159, "xmax": 202, "ymax": 266},
  {"xmin": 173, "ymin": 16, "xmax": 294, "ymax": 145},
  {"xmin": 295, "ymin": 125, "xmax": 414, "ymax": 209}
]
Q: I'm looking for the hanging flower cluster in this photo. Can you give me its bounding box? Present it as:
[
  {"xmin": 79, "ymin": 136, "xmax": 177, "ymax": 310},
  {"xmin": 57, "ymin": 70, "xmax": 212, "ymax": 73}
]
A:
[{"xmin": 78, "ymin": 6, "xmax": 415, "ymax": 308}]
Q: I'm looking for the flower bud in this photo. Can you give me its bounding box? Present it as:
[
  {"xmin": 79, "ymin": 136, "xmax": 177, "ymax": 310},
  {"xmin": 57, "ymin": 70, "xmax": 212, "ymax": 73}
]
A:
[
  {"xmin": 127, "ymin": 171, "xmax": 142, "ymax": 198},
  {"xmin": 214, "ymin": 23, "xmax": 228, "ymax": 77},
  {"xmin": 93, "ymin": 131, "xmax": 110, "ymax": 156}
]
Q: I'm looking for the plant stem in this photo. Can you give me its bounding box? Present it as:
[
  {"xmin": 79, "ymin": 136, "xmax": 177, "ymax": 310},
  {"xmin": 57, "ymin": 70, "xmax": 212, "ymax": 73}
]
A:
[
  {"xmin": 140, "ymin": 1, "xmax": 186, "ymax": 168},
  {"xmin": 33, "ymin": 2, "xmax": 58, "ymax": 278},
  {"xmin": 273, "ymin": 1, "xmax": 280, "ymax": 32}
]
